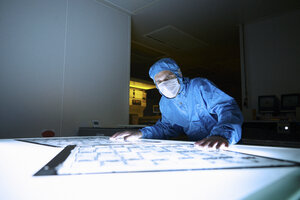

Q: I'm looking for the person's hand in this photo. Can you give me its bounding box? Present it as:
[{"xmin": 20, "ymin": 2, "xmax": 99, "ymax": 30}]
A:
[
  {"xmin": 110, "ymin": 130, "xmax": 142, "ymax": 141},
  {"xmin": 194, "ymin": 136, "xmax": 229, "ymax": 150}
]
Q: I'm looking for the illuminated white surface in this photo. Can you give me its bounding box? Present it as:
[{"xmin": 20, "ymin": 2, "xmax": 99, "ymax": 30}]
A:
[
  {"xmin": 0, "ymin": 138, "xmax": 299, "ymax": 200},
  {"xmin": 55, "ymin": 144, "xmax": 296, "ymax": 175}
]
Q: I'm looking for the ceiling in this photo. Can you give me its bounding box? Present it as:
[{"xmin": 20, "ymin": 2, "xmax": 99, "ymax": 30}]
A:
[{"xmin": 98, "ymin": 0, "xmax": 300, "ymax": 98}]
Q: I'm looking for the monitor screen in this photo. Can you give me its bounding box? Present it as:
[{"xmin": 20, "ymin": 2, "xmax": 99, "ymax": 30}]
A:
[
  {"xmin": 281, "ymin": 94, "xmax": 300, "ymax": 110},
  {"xmin": 258, "ymin": 95, "xmax": 278, "ymax": 113}
]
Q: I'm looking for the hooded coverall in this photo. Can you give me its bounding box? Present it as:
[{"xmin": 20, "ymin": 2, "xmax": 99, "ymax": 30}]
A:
[{"xmin": 140, "ymin": 58, "xmax": 243, "ymax": 145}]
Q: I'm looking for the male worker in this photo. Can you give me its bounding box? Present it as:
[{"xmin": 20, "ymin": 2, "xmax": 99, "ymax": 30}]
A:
[{"xmin": 111, "ymin": 58, "xmax": 243, "ymax": 149}]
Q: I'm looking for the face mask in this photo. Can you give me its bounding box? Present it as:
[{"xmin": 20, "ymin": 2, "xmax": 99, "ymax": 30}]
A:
[{"xmin": 157, "ymin": 78, "xmax": 180, "ymax": 98}]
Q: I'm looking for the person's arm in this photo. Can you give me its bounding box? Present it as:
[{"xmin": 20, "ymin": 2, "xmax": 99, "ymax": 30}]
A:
[
  {"xmin": 199, "ymin": 79, "xmax": 243, "ymax": 145},
  {"xmin": 208, "ymin": 101, "xmax": 243, "ymax": 145},
  {"xmin": 110, "ymin": 114, "xmax": 183, "ymax": 141},
  {"xmin": 110, "ymin": 130, "xmax": 142, "ymax": 141},
  {"xmin": 140, "ymin": 114, "xmax": 183, "ymax": 139}
]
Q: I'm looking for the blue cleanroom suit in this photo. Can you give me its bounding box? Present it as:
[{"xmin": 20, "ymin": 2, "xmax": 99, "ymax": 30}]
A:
[{"xmin": 140, "ymin": 58, "xmax": 243, "ymax": 144}]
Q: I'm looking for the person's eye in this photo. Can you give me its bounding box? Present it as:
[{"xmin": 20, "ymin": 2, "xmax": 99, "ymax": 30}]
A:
[{"xmin": 167, "ymin": 75, "xmax": 176, "ymax": 80}]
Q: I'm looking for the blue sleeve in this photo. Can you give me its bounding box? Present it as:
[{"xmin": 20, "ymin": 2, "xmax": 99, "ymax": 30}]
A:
[
  {"xmin": 200, "ymin": 79, "xmax": 243, "ymax": 144},
  {"xmin": 140, "ymin": 114, "xmax": 183, "ymax": 139}
]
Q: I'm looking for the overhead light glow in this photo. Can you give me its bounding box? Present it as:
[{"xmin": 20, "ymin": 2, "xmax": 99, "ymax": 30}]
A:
[{"xmin": 130, "ymin": 81, "xmax": 156, "ymax": 90}]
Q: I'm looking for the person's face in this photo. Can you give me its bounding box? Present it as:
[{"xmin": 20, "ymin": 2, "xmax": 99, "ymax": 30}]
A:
[
  {"xmin": 154, "ymin": 70, "xmax": 177, "ymax": 85},
  {"xmin": 154, "ymin": 70, "xmax": 180, "ymax": 98}
]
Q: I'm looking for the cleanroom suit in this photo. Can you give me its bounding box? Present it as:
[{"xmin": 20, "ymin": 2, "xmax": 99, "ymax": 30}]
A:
[{"xmin": 140, "ymin": 58, "xmax": 243, "ymax": 145}]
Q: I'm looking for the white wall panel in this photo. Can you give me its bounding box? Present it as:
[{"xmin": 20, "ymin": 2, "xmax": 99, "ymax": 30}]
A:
[
  {"xmin": 0, "ymin": 0, "xmax": 66, "ymax": 138},
  {"xmin": 0, "ymin": 0, "xmax": 130, "ymax": 138},
  {"xmin": 61, "ymin": 0, "xmax": 130, "ymax": 136}
]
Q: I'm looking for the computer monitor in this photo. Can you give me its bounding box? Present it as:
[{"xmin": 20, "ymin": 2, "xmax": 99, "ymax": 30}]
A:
[
  {"xmin": 281, "ymin": 93, "xmax": 300, "ymax": 111},
  {"xmin": 258, "ymin": 95, "xmax": 279, "ymax": 113}
]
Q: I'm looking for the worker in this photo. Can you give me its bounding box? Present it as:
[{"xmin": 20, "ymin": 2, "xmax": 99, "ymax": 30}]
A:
[{"xmin": 111, "ymin": 58, "xmax": 243, "ymax": 149}]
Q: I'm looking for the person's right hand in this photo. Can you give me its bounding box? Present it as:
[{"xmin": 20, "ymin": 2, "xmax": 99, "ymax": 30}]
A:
[{"xmin": 110, "ymin": 130, "xmax": 142, "ymax": 141}]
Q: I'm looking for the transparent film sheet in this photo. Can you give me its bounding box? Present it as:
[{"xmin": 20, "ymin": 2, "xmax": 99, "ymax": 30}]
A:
[
  {"xmin": 35, "ymin": 143, "xmax": 299, "ymax": 176},
  {"xmin": 18, "ymin": 136, "xmax": 168, "ymax": 147}
]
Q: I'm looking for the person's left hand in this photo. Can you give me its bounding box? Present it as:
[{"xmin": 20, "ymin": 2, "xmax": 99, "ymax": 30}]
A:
[{"xmin": 194, "ymin": 136, "xmax": 229, "ymax": 150}]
